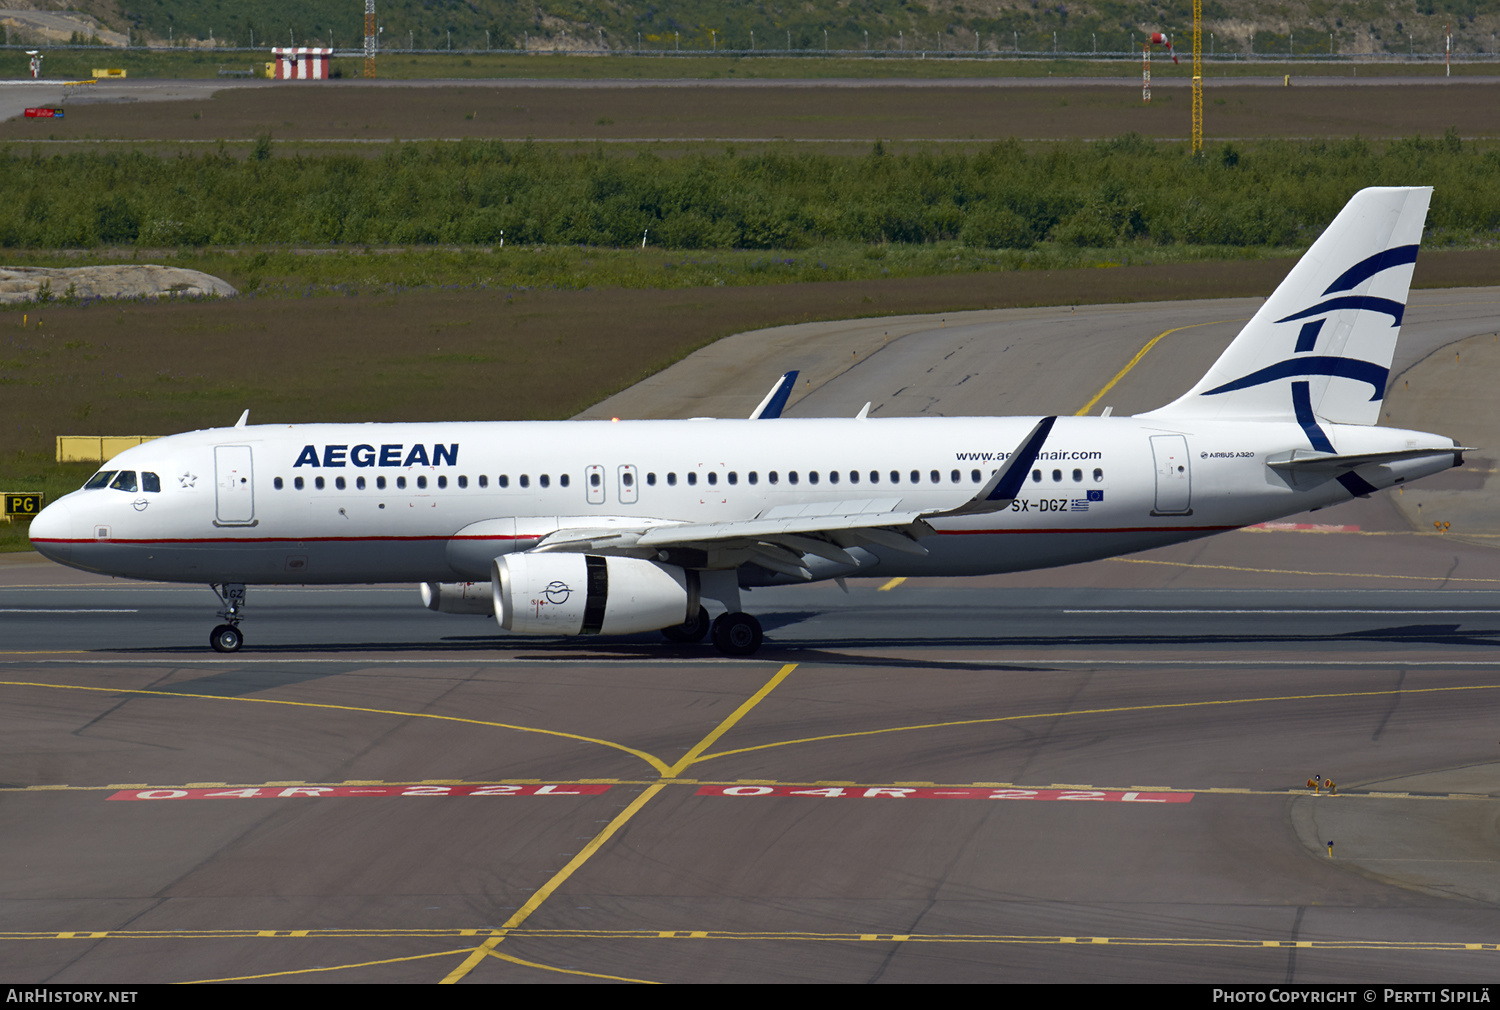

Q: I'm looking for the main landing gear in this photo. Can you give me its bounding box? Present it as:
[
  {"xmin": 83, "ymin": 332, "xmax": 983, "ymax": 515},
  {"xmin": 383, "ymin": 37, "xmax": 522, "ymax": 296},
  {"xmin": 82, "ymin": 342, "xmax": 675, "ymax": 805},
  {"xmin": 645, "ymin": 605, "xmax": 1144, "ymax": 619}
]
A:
[
  {"xmin": 661, "ymin": 607, "xmax": 764, "ymax": 656},
  {"xmin": 209, "ymin": 583, "xmax": 246, "ymax": 653}
]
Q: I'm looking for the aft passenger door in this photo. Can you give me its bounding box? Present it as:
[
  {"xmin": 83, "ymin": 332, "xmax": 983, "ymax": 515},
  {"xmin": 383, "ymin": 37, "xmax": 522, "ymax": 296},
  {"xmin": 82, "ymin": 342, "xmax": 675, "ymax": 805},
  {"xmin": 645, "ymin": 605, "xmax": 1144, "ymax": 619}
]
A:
[{"xmin": 1149, "ymin": 435, "xmax": 1191, "ymax": 515}]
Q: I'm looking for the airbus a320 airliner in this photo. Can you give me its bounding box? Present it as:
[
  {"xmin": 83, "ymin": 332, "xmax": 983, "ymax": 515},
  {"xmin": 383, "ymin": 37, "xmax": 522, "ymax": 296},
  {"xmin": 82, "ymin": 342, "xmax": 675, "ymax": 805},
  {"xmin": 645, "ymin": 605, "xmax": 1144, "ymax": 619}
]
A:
[{"xmin": 29, "ymin": 187, "xmax": 1462, "ymax": 656}]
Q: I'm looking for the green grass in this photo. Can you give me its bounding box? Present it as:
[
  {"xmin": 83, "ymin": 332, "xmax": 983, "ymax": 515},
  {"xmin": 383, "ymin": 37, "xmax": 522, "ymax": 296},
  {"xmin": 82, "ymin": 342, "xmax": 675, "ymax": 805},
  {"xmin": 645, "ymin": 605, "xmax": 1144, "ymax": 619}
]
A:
[
  {"xmin": 14, "ymin": 49, "xmax": 1500, "ymax": 83},
  {"xmin": 0, "ymin": 240, "xmax": 1320, "ymax": 300}
]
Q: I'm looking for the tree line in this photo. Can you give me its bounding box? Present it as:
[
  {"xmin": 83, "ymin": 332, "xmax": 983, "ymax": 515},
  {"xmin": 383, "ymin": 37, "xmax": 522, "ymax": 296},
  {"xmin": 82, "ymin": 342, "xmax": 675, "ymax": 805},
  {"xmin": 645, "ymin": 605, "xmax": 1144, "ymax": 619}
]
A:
[{"xmin": 6, "ymin": 131, "xmax": 1496, "ymax": 251}]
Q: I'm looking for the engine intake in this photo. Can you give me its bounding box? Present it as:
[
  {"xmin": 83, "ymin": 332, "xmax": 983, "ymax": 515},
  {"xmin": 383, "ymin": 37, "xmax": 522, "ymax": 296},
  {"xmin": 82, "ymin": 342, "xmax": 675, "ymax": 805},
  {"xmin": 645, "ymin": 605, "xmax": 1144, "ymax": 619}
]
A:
[{"xmin": 492, "ymin": 554, "xmax": 698, "ymax": 636}]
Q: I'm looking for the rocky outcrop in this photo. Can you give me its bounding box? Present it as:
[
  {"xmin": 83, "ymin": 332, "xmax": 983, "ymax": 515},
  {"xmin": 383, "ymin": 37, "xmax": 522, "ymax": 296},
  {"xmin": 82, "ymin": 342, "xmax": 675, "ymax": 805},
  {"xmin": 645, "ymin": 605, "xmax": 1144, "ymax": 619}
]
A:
[{"xmin": 0, "ymin": 265, "xmax": 237, "ymax": 304}]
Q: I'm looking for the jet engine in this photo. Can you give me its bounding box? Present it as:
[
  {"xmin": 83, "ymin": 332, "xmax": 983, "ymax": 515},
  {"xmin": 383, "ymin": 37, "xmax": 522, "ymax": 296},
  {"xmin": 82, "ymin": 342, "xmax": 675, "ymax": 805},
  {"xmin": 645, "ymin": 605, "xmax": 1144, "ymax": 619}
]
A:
[
  {"xmin": 420, "ymin": 581, "xmax": 495, "ymax": 616},
  {"xmin": 492, "ymin": 553, "xmax": 698, "ymax": 636}
]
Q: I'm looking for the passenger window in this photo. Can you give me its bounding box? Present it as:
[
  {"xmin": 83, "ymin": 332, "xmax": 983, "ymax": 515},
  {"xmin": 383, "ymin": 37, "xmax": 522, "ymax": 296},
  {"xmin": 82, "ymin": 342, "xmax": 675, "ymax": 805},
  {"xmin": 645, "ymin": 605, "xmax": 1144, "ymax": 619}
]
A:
[
  {"xmin": 728, "ymin": 472, "xmax": 738, "ymax": 485},
  {"xmin": 295, "ymin": 476, "xmax": 305, "ymax": 490},
  {"xmin": 706, "ymin": 472, "xmax": 717, "ymax": 486},
  {"xmin": 1031, "ymin": 469, "xmax": 1041, "ymax": 483},
  {"xmin": 84, "ymin": 470, "xmax": 116, "ymax": 490},
  {"xmin": 519, "ymin": 475, "xmax": 529, "ymax": 488},
  {"xmin": 623, "ymin": 472, "xmax": 634, "ymax": 487},
  {"xmin": 478, "ymin": 475, "xmax": 487, "ymax": 488},
  {"xmin": 1052, "ymin": 469, "xmax": 1062, "ymax": 482},
  {"xmin": 417, "ymin": 476, "xmax": 427, "ymax": 489},
  {"xmin": 315, "ymin": 476, "xmax": 326, "ymax": 490},
  {"xmin": 142, "ymin": 472, "xmax": 161, "ymax": 492},
  {"xmin": 910, "ymin": 470, "xmax": 920, "ymax": 484},
  {"xmin": 667, "ymin": 473, "xmax": 677, "ymax": 486},
  {"xmin": 458, "ymin": 475, "xmax": 468, "ymax": 489},
  {"xmin": 336, "ymin": 476, "xmax": 346, "ymax": 490},
  {"xmin": 889, "ymin": 471, "xmax": 899, "ymax": 484},
  {"xmin": 357, "ymin": 476, "xmax": 366, "ymax": 490},
  {"xmin": 560, "ymin": 473, "xmax": 569, "ymax": 487},
  {"xmin": 929, "ymin": 470, "xmax": 939, "ymax": 484},
  {"xmin": 828, "ymin": 471, "xmax": 839, "ymax": 485},
  {"xmin": 498, "ymin": 475, "xmax": 508, "ymax": 488},
  {"xmin": 1072, "ymin": 469, "xmax": 1082, "ymax": 482},
  {"xmin": 110, "ymin": 471, "xmax": 137, "ymax": 492},
  {"xmin": 590, "ymin": 471, "xmax": 601, "ymax": 487},
  {"xmin": 789, "ymin": 472, "xmax": 799, "ymax": 485},
  {"xmin": 768, "ymin": 471, "xmax": 778, "ymax": 485},
  {"xmin": 687, "ymin": 473, "xmax": 697, "ymax": 486},
  {"xmin": 396, "ymin": 476, "xmax": 407, "ymax": 489},
  {"xmin": 377, "ymin": 476, "xmax": 387, "ymax": 490},
  {"xmin": 540, "ymin": 474, "xmax": 550, "ymax": 488},
  {"xmin": 971, "ymin": 469, "xmax": 981, "ymax": 483},
  {"xmin": 647, "ymin": 472, "xmax": 657, "ymax": 486},
  {"xmin": 950, "ymin": 470, "xmax": 960, "ymax": 484},
  {"xmin": 849, "ymin": 471, "xmax": 859, "ymax": 484},
  {"xmin": 274, "ymin": 477, "xmax": 284, "ymax": 490},
  {"xmin": 1093, "ymin": 468, "xmax": 1104, "ymax": 482},
  {"xmin": 437, "ymin": 475, "xmax": 447, "ymax": 489},
  {"xmin": 809, "ymin": 471, "xmax": 819, "ymax": 485}
]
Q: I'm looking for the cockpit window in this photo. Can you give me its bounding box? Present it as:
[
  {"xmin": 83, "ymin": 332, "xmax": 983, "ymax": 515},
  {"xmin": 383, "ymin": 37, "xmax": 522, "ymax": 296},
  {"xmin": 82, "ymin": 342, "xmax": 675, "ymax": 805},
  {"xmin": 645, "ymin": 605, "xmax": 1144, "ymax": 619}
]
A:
[
  {"xmin": 141, "ymin": 472, "xmax": 161, "ymax": 493},
  {"xmin": 109, "ymin": 471, "xmax": 138, "ymax": 492},
  {"xmin": 84, "ymin": 470, "xmax": 117, "ymax": 490}
]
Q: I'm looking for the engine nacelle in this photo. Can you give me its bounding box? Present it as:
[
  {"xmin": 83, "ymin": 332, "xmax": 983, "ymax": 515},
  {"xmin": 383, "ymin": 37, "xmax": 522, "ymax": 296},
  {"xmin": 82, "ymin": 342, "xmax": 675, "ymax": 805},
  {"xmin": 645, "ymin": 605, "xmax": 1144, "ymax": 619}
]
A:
[
  {"xmin": 420, "ymin": 581, "xmax": 495, "ymax": 616},
  {"xmin": 492, "ymin": 554, "xmax": 698, "ymax": 636}
]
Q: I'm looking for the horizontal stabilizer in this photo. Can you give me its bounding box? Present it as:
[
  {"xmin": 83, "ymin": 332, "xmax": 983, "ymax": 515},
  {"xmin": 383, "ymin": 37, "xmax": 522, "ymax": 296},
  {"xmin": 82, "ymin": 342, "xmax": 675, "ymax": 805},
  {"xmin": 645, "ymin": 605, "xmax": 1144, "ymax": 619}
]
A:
[{"xmin": 1267, "ymin": 445, "xmax": 1466, "ymax": 472}]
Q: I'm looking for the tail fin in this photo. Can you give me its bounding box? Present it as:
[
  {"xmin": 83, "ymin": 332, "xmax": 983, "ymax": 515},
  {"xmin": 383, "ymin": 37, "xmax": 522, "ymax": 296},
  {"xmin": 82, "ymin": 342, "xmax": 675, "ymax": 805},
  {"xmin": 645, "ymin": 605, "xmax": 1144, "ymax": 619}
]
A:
[{"xmin": 1142, "ymin": 186, "xmax": 1431, "ymax": 427}]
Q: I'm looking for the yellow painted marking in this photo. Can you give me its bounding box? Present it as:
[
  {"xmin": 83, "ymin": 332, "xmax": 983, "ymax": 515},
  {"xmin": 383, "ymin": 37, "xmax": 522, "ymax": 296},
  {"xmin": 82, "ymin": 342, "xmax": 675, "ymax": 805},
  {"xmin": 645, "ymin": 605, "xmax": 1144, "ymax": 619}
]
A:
[
  {"xmin": 439, "ymin": 782, "xmax": 666, "ymax": 984},
  {"xmin": 1109, "ymin": 556, "xmax": 1500, "ymax": 584},
  {"xmin": 696, "ymin": 684, "xmax": 1500, "ymax": 764},
  {"xmin": 182, "ymin": 947, "xmax": 474, "ymax": 984},
  {"xmin": 666, "ymin": 663, "xmax": 798, "ymax": 777},
  {"xmin": 0, "ymin": 680, "xmax": 672, "ymax": 776},
  {"xmin": 1075, "ymin": 319, "xmax": 1240, "ymax": 417},
  {"xmin": 878, "ymin": 577, "xmax": 906, "ymax": 591},
  {"xmin": 16, "ymin": 927, "xmax": 1500, "ymax": 957},
  {"xmin": 484, "ymin": 946, "xmax": 658, "ymax": 983},
  {"xmin": 441, "ymin": 663, "xmax": 796, "ymax": 984}
]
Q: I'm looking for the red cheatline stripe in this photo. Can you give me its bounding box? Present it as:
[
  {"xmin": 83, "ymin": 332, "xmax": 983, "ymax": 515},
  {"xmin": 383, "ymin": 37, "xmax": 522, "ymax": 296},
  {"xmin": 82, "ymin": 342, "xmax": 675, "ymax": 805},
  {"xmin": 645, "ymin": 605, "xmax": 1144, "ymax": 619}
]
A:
[
  {"xmin": 109, "ymin": 784, "xmax": 612, "ymax": 801},
  {"xmin": 697, "ymin": 785, "xmax": 1191, "ymax": 802}
]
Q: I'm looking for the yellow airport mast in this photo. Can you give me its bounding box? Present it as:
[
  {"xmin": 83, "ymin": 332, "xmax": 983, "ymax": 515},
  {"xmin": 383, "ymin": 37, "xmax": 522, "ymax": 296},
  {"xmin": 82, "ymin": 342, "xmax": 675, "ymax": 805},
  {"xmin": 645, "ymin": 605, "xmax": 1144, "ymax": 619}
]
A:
[{"xmin": 1191, "ymin": 0, "xmax": 1203, "ymax": 153}]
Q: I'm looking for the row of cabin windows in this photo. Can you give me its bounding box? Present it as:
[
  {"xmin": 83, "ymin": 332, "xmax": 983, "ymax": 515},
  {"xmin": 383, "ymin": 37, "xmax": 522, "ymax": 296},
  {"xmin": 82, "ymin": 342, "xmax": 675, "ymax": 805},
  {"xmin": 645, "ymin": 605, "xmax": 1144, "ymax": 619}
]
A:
[
  {"xmin": 271, "ymin": 467, "xmax": 1109, "ymax": 493},
  {"xmin": 83, "ymin": 470, "xmax": 161, "ymax": 493},
  {"xmin": 1034, "ymin": 468, "xmax": 1106, "ymax": 483},
  {"xmin": 273, "ymin": 473, "xmax": 571, "ymax": 491},
  {"xmin": 276, "ymin": 468, "xmax": 1110, "ymax": 495}
]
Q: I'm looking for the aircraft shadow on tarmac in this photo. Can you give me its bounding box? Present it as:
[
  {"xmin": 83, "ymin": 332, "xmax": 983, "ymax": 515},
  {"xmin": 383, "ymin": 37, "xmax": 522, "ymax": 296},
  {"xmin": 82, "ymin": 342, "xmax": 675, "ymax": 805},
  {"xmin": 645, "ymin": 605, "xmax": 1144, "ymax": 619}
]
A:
[{"xmin": 109, "ymin": 613, "xmax": 1500, "ymax": 674}]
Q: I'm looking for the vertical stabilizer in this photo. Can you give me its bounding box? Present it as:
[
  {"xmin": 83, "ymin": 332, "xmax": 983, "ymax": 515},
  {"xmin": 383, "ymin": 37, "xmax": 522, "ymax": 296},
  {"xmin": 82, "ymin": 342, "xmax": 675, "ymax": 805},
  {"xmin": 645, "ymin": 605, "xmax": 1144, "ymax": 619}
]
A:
[{"xmin": 1141, "ymin": 187, "xmax": 1431, "ymax": 426}]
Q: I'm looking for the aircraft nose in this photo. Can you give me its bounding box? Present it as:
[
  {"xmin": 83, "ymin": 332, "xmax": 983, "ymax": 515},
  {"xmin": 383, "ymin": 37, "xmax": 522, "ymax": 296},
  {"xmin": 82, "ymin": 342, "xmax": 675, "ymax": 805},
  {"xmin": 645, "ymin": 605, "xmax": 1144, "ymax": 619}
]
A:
[{"xmin": 28, "ymin": 496, "xmax": 77, "ymax": 564}]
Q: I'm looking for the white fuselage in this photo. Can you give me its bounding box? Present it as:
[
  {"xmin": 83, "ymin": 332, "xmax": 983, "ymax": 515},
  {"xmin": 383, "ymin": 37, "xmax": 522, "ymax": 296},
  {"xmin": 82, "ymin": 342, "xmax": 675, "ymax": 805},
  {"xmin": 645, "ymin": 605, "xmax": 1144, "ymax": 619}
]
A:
[{"xmin": 29, "ymin": 414, "xmax": 1457, "ymax": 586}]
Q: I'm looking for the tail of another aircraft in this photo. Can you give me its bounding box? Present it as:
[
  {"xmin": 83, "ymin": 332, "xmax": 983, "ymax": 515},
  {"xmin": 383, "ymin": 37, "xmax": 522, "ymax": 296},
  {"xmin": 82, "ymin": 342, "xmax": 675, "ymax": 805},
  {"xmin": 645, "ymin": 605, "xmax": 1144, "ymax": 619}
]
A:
[{"xmin": 1141, "ymin": 186, "xmax": 1432, "ymax": 428}]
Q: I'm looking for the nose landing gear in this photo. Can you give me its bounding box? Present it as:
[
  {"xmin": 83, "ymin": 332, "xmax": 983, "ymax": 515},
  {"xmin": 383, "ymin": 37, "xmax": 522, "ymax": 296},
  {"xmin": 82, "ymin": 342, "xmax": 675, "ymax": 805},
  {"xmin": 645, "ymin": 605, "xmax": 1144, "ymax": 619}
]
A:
[{"xmin": 209, "ymin": 583, "xmax": 246, "ymax": 653}]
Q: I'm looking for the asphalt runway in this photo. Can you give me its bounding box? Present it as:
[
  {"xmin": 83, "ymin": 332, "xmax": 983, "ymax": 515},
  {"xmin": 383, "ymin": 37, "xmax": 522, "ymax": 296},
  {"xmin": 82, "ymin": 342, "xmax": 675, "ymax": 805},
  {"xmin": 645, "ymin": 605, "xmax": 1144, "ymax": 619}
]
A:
[{"xmin": 3, "ymin": 285, "xmax": 1500, "ymax": 983}]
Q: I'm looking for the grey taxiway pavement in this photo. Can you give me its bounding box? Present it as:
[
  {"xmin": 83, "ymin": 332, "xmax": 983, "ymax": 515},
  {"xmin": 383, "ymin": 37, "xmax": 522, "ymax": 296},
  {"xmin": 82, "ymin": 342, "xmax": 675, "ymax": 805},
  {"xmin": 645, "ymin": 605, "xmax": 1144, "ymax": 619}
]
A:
[{"xmin": 3, "ymin": 287, "xmax": 1499, "ymax": 983}]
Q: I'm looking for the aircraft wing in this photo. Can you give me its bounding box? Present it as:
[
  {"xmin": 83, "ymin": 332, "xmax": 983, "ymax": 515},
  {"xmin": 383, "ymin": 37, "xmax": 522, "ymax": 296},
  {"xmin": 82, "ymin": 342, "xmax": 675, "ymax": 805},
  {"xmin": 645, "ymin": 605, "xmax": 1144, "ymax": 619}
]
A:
[{"xmin": 531, "ymin": 499, "xmax": 932, "ymax": 578}]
